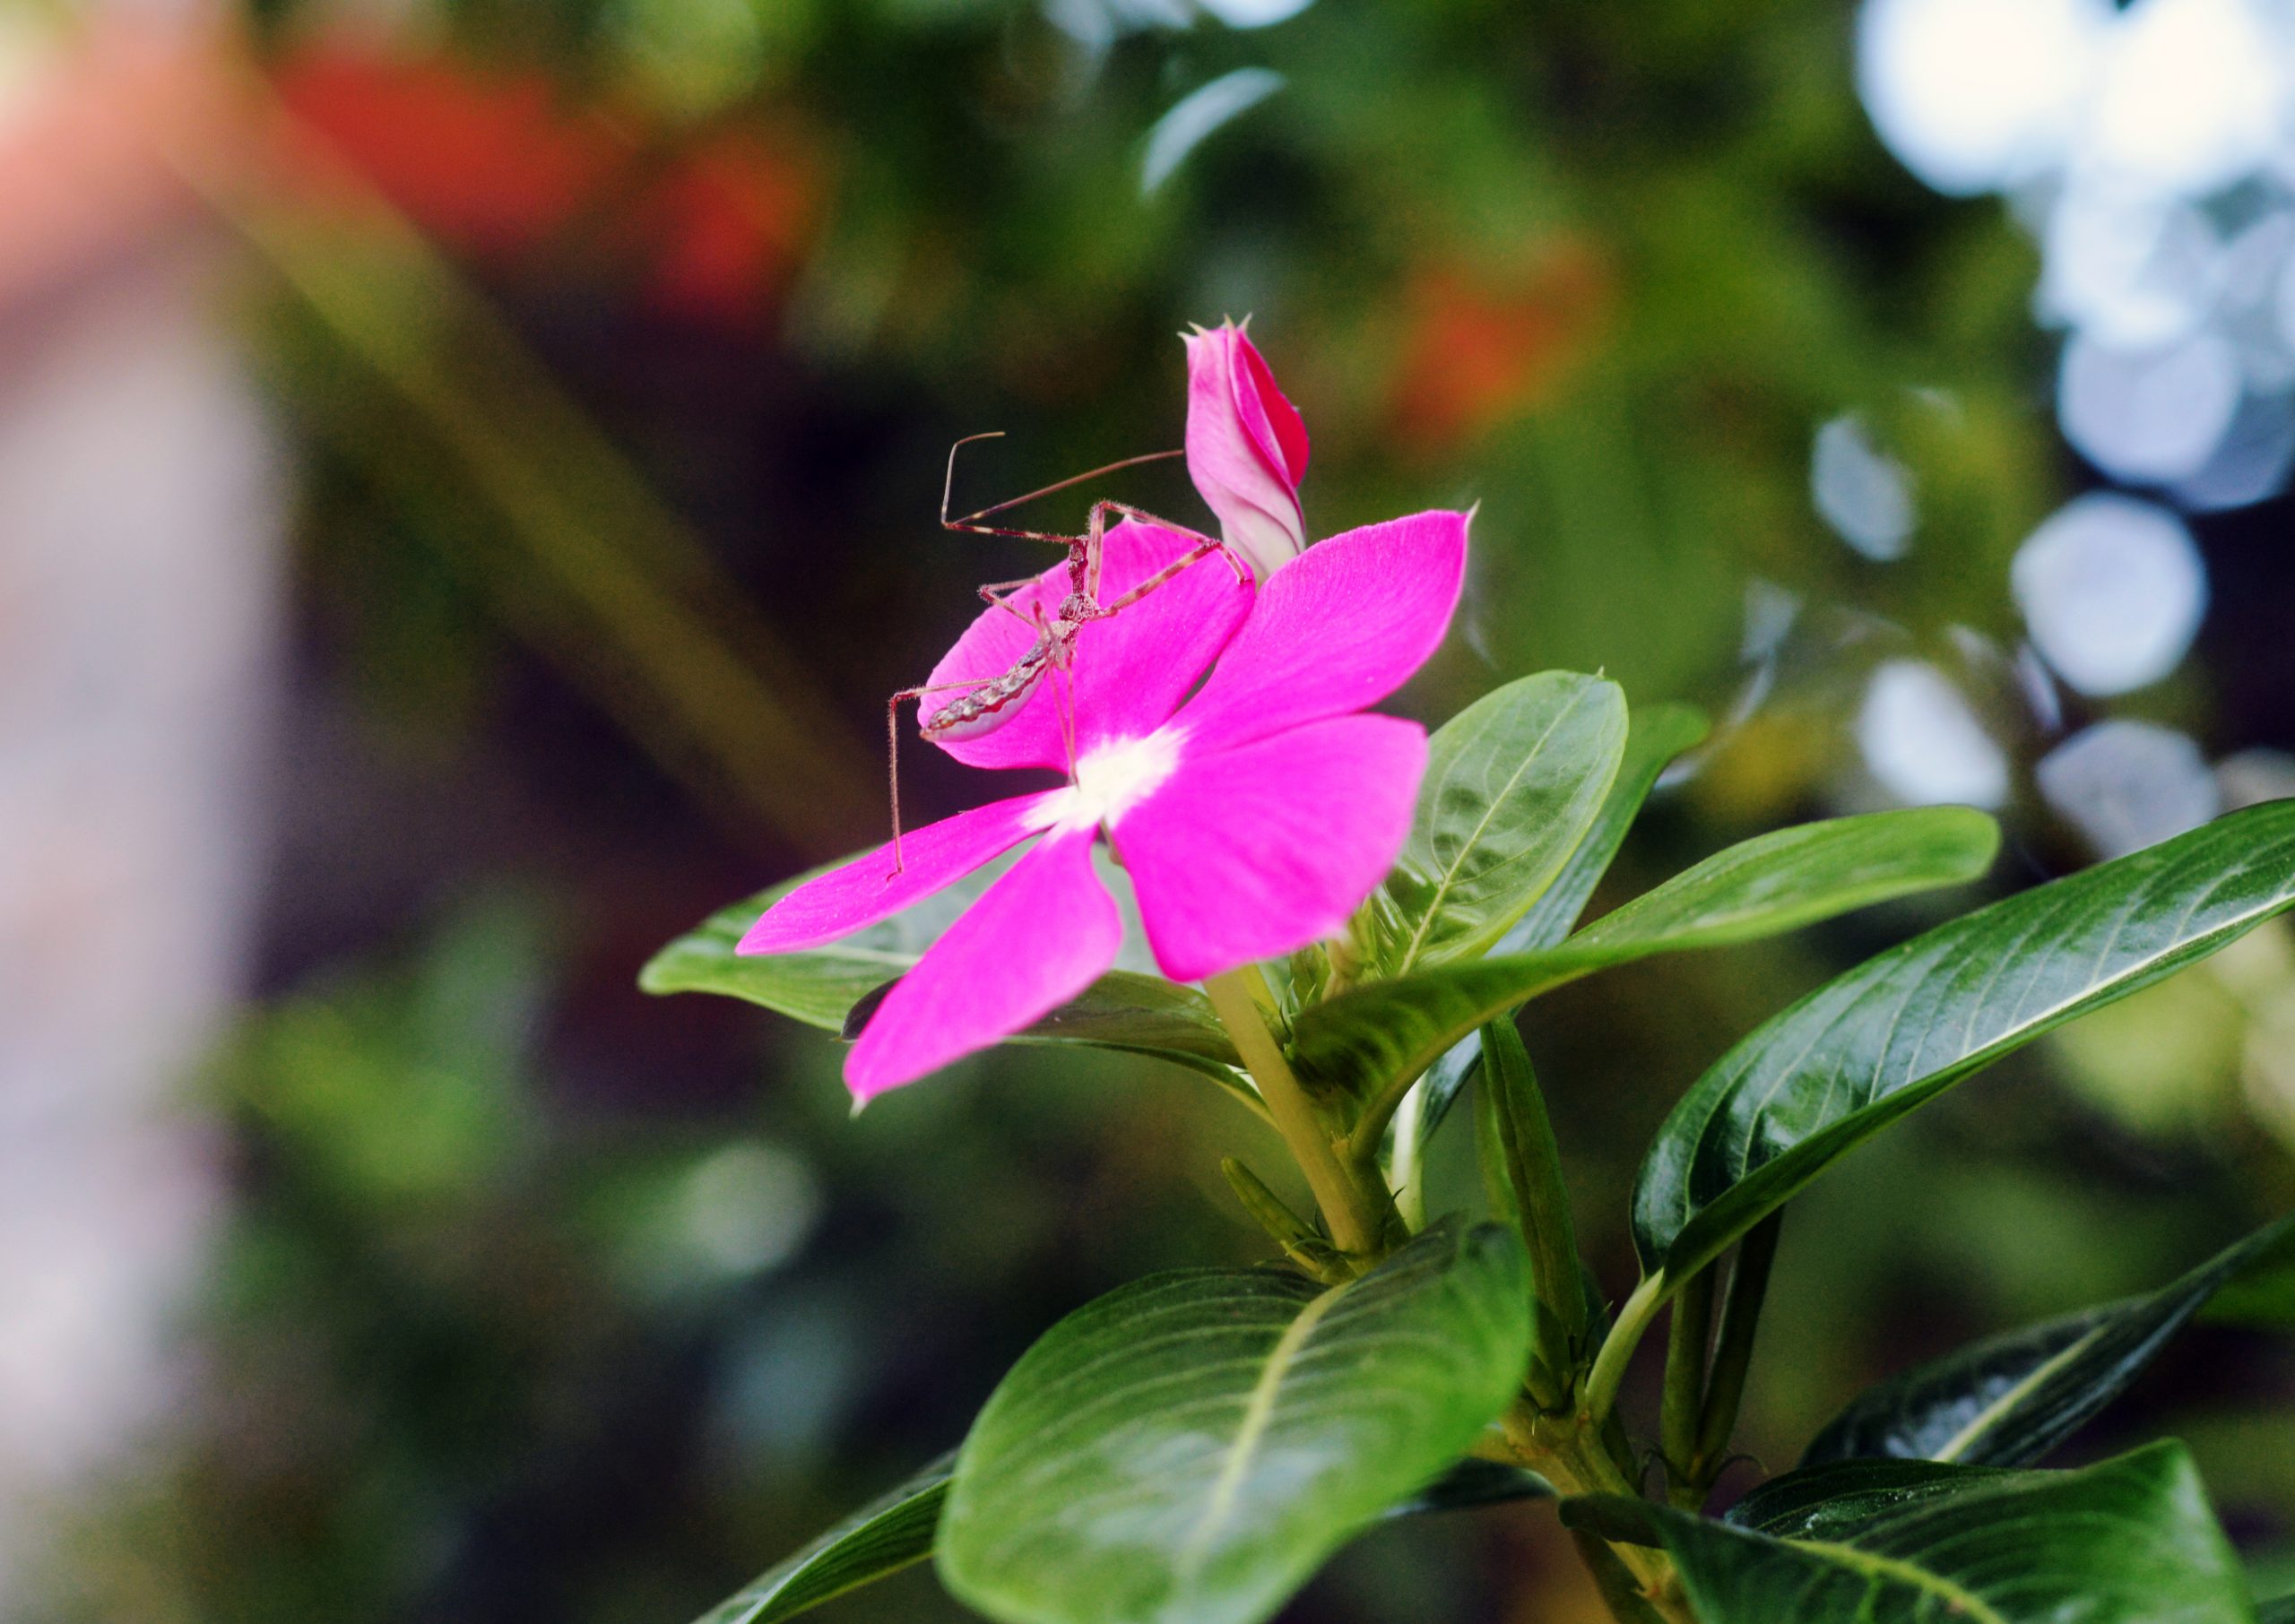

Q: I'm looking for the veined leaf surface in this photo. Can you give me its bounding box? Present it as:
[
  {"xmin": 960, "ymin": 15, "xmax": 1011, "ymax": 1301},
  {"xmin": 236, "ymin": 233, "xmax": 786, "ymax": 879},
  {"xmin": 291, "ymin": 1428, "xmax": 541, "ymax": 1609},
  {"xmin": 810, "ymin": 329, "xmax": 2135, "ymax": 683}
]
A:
[
  {"xmin": 1805, "ymin": 1214, "xmax": 2295, "ymax": 1468},
  {"xmin": 1566, "ymin": 1443, "xmax": 2251, "ymax": 1623},
  {"xmin": 938, "ymin": 1222, "xmax": 1530, "ymax": 1624},
  {"xmin": 1632, "ymin": 801, "xmax": 2295, "ymax": 1281},
  {"xmin": 1411, "ymin": 703, "xmax": 1706, "ymax": 1145},
  {"xmin": 1388, "ymin": 672, "xmax": 1626, "ymax": 972},
  {"xmin": 1294, "ymin": 807, "xmax": 1997, "ymax": 1101}
]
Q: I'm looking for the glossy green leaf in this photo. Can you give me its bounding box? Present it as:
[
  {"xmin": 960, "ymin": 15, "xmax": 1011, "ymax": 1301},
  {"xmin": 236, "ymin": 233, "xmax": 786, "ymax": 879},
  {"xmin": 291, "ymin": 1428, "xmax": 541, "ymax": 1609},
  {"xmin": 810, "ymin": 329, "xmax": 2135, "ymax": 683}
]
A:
[
  {"xmin": 695, "ymin": 1453, "xmax": 951, "ymax": 1624},
  {"xmin": 1805, "ymin": 1214, "xmax": 2295, "ymax": 1469},
  {"xmin": 640, "ymin": 865, "xmax": 1245, "ymax": 1087},
  {"xmin": 938, "ymin": 1222, "xmax": 1531, "ymax": 1624},
  {"xmin": 1412, "ymin": 704, "xmax": 1707, "ymax": 1146},
  {"xmin": 2257, "ymin": 1594, "xmax": 2295, "ymax": 1623},
  {"xmin": 692, "ymin": 1447, "xmax": 1546, "ymax": 1624},
  {"xmin": 1293, "ymin": 808, "xmax": 1998, "ymax": 1101},
  {"xmin": 1632, "ymin": 801, "xmax": 2295, "ymax": 1281},
  {"xmin": 1722, "ymin": 1458, "xmax": 2014, "ymax": 1541},
  {"xmin": 1567, "ymin": 1442, "xmax": 2253, "ymax": 1623},
  {"xmin": 1387, "ymin": 672, "xmax": 1627, "ymax": 972}
]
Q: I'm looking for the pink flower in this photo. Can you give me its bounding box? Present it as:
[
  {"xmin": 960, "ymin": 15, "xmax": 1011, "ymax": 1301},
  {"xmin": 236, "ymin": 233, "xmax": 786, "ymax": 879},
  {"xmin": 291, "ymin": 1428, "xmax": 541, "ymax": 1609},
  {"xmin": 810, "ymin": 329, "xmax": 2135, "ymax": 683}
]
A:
[
  {"xmin": 740, "ymin": 510, "xmax": 1470, "ymax": 1101},
  {"xmin": 1184, "ymin": 319, "xmax": 1312, "ymax": 579}
]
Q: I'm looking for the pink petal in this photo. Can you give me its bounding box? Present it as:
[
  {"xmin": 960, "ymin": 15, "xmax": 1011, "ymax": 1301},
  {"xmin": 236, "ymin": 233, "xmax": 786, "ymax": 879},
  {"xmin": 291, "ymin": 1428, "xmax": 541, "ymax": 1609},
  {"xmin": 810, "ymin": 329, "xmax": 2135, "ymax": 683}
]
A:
[
  {"xmin": 1115, "ymin": 714, "xmax": 1428, "ymax": 983},
  {"xmin": 844, "ymin": 830, "xmax": 1122, "ymax": 1099},
  {"xmin": 738, "ymin": 792, "xmax": 1055, "ymax": 954},
  {"xmin": 1170, "ymin": 509, "xmax": 1468, "ymax": 753},
  {"xmin": 924, "ymin": 518, "xmax": 1252, "ymax": 772},
  {"xmin": 1185, "ymin": 323, "xmax": 1307, "ymax": 579},
  {"xmin": 1235, "ymin": 328, "xmax": 1309, "ymax": 484}
]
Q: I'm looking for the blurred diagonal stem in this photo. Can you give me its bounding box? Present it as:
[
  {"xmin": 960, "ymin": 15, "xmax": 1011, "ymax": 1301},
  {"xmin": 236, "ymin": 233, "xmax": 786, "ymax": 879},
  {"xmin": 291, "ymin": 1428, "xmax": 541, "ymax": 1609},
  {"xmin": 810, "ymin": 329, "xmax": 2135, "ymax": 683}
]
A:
[{"xmin": 165, "ymin": 65, "xmax": 876, "ymax": 856}]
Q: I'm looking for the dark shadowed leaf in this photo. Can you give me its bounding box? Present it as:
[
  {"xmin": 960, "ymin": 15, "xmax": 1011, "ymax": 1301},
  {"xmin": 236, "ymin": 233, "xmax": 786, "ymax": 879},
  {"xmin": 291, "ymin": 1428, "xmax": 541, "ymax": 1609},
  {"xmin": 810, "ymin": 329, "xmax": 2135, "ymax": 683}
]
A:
[
  {"xmin": 1412, "ymin": 704, "xmax": 1707, "ymax": 1145},
  {"xmin": 2205, "ymin": 1219, "xmax": 2295, "ymax": 1327},
  {"xmin": 693, "ymin": 1453, "xmax": 952, "ymax": 1624},
  {"xmin": 938, "ymin": 1222, "xmax": 1531, "ymax": 1624},
  {"xmin": 1805, "ymin": 1214, "xmax": 2295, "ymax": 1469},
  {"xmin": 1385, "ymin": 1458, "xmax": 1554, "ymax": 1517},
  {"xmin": 1294, "ymin": 808, "xmax": 1997, "ymax": 1101},
  {"xmin": 1722, "ymin": 1458, "xmax": 2014, "ymax": 1541},
  {"xmin": 1566, "ymin": 1443, "xmax": 2251, "ymax": 1623},
  {"xmin": 1632, "ymin": 801, "xmax": 2295, "ymax": 1283},
  {"xmin": 2258, "ymin": 1595, "xmax": 2295, "ymax": 1622},
  {"xmin": 1386, "ymin": 672, "xmax": 1627, "ymax": 972}
]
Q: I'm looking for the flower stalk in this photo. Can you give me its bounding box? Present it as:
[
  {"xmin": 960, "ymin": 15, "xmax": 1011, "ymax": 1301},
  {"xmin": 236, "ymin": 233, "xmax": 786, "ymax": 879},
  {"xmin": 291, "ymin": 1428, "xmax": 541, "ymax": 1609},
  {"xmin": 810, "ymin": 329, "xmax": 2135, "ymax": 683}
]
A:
[{"xmin": 1204, "ymin": 965, "xmax": 1398, "ymax": 1264}]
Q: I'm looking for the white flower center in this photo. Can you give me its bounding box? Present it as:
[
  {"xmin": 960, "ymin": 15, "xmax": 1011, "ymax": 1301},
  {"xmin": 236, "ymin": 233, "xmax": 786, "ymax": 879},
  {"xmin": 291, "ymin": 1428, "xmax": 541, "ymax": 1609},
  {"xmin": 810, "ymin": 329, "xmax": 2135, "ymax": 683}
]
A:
[{"xmin": 1038, "ymin": 728, "xmax": 1186, "ymax": 834}]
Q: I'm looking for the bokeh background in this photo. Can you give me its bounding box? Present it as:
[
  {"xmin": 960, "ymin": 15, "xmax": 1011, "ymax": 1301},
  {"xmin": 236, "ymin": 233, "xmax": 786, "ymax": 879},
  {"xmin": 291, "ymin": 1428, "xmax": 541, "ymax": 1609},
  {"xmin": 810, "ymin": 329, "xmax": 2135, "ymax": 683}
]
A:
[{"xmin": 4, "ymin": 0, "xmax": 2295, "ymax": 1619}]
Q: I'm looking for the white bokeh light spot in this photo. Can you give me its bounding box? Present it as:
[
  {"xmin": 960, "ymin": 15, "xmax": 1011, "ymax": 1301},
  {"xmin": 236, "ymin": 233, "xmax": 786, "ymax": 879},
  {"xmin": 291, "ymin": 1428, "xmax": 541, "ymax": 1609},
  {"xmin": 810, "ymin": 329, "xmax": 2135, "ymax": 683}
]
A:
[
  {"xmin": 1811, "ymin": 415, "xmax": 1918, "ymax": 559},
  {"xmin": 1858, "ymin": 0, "xmax": 2109, "ymax": 194},
  {"xmin": 1858, "ymin": 659, "xmax": 2012, "ymax": 808},
  {"xmin": 2011, "ymin": 493, "xmax": 2207, "ymax": 695},
  {"xmin": 2038, "ymin": 719, "xmax": 2222, "ymax": 856},
  {"xmin": 2057, "ymin": 328, "xmax": 2243, "ymax": 483}
]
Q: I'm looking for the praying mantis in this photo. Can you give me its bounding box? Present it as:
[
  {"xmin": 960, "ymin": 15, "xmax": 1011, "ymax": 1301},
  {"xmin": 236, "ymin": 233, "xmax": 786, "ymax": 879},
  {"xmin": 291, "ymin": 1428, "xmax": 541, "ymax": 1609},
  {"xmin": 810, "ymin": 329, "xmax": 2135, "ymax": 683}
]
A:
[{"xmin": 884, "ymin": 434, "xmax": 1252, "ymax": 875}]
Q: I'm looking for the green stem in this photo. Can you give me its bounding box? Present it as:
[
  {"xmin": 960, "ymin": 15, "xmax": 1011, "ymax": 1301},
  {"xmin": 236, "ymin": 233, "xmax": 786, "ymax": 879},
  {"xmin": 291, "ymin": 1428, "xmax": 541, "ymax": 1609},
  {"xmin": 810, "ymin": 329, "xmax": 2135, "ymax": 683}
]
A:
[
  {"xmin": 1204, "ymin": 968, "xmax": 1394, "ymax": 1261},
  {"xmin": 1693, "ymin": 1212, "xmax": 1782, "ymax": 1479},
  {"xmin": 1659, "ymin": 1266, "xmax": 1715, "ymax": 1509},
  {"xmin": 1571, "ymin": 1531, "xmax": 1673, "ymax": 1624},
  {"xmin": 1585, "ymin": 1273, "xmax": 1666, "ymax": 1429},
  {"xmin": 1495, "ymin": 1402, "xmax": 1693, "ymax": 1623}
]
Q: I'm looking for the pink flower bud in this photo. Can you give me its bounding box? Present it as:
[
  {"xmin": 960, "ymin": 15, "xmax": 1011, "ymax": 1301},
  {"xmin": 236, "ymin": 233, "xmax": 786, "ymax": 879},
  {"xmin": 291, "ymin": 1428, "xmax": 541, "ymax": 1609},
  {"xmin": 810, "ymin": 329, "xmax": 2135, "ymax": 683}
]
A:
[{"xmin": 1182, "ymin": 319, "xmax": 1310, "ymax": 579}]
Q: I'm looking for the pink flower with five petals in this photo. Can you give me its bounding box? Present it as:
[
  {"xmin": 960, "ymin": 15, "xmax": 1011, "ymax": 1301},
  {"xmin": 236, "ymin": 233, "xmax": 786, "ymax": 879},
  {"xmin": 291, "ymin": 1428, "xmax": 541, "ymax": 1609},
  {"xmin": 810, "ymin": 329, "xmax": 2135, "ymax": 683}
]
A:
[{"xmin": 740, "ymin": 509, "xmax": 1468, "ymax": 1100}]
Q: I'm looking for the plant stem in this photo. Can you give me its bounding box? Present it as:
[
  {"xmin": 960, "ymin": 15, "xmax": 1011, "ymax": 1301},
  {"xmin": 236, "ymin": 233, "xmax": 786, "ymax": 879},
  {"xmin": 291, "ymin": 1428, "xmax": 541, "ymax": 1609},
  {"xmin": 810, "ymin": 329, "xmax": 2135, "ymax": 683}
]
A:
[
  {"xmin": 1584, "ymin": 1272, "xmax": 1666, "ymax": 1429},
  {"xmin": 1203, "ymin": 968, "xmax": 1394, "ymax": 1261},
  {"xmin": 1659, "ymin": 1266, "xmax": 1714, "ymax": 1509},
  {"xmin": 1495, "ymin": 1401, "xmax": 1693, "ymax": 1623},
  {"xmin": 1693, "ymin": 1212, "xmax": 1782, "ymax": 1480},
  {"xmin": 1571, "ymin": 1532, "xmax": 1672, "ymax": 1624}
]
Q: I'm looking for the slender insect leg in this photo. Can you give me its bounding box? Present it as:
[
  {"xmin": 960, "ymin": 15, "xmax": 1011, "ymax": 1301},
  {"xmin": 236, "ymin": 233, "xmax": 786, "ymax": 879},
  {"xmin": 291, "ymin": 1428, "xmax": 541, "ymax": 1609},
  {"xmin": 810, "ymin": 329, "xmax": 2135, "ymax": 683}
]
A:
[
  {"xmin": 947, "ymin": 438, "xmax": 1185, "ymax": 528},
  {"xmin": 1078, "ymin": 499, "xmax": 1253, "ymax": 599},
  {"xmin": 883, "ymin": 673, "xmax": 1011, "ymax": 877},
  {"xmin": 1095, "ymin": 535, "xmax": 1247, "ymax": 615},
  {"xmin": 974, "ymin": 577, "xmax": 1046, "ymax": 630}
]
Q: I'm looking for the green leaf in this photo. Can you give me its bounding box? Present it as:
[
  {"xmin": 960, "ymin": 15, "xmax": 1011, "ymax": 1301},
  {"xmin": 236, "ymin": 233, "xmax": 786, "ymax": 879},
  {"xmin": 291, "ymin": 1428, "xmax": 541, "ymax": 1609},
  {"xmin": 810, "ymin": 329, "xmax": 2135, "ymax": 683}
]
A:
[
  {"xmin": 1388, "ymin": 673, "xmax": 1628, "ymax": 972},
  {"xmin": 1565, "ymin": 1442, "xmax": 2253, "ymax": 1623},
  {"xmin": 1805, "ymin": 1214, "xmax": 2295, "ymax": 1469},
  {"xmin": 690, "ymin": 1448, "xmax": 1544, "ymax": 1624},
  {"xmin": 2258, "ymin": 1594, "xmax": 2295, "ymax": 1623},
  {"xmin": 1505, "ymin": 702, "xmax": 1711, "ymax": 955},
  {"xmin": 1722, "ymin": 1458, "xmax": 2015, "ymax": 1541},
  {"xmin": 640, "ymin": 865, "xmax": 1246, "ymax": 1091},
  {"xmin": 938, "ymin": 1222, "xmax": 1532, "ymax": 1624},
  {"xmin": 1412, "ymin": 703, "xmax": 1707, "ymax": 1146},
  {"xmin": 640, "ymin": 866, "xmax": 990, "ymax": 1032},
  {"xmin": 2205, "ymin": 1219, "xmax": 2295, "ymax": 1327},
  {"xmin": 1294, "ymin": 808, "xmax": 1998, "ymax": 1101},
  {"xmin": 1632, "ymin": 801, "xmax": 2295, "ymax": 1283},
  {"xmin": 694, "ymin": 1454, "xmax": 952, "ymax": 1624}
]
